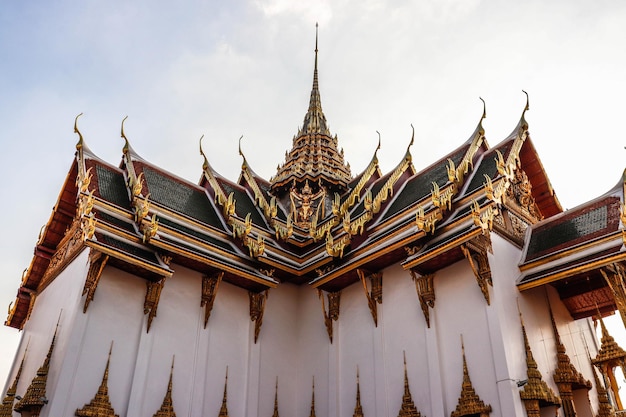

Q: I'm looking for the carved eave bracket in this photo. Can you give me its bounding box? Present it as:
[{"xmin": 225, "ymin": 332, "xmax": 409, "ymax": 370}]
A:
[
  {"xmin": 460, "ymin": 235, "xmax": 493, "ymax": 305},
  {"xmin": 318, "ymin": 290, "xmax": 341, "ymax": 343},
  {"xmin": 600, "ymin": 263, "xmax": 626, "ymax": 328},
  {"xmin": 82, "ymin": 249, "xmax": 110, "ymax": 313},
  {"xmin": 249, "ymin": 290, "xmax": 268, "ymax": 343},
  {"xmin": 410, "ymin": 271, "xmax": 435, "ymax": 328},
  {"xmin": 470, "ymin": 201, "xmax": 499, "ymax": 235},
  {"xmin": 201, "ymin": 272, "xmax": 224, "ymax": 328},
  {"xmin": 357, "ymin": 269, "xmax": 382, "ymax": 327},
  {"xmin": 415, "ymin": 205, "xmax": 440, "ymax": 235},
  {"xmin": 144, "ymin": 278, "xmax": 166, "ymax": 332}
]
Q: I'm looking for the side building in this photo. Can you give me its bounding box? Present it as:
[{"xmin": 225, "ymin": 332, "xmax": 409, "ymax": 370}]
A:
[{"xmin": 2, "ymin": 37, "xmax": 625, "ymax": 417}]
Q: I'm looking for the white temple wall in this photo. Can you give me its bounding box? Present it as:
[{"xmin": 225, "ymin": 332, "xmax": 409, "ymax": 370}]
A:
[
  {"xmin": 10, "ymin": 249, "xmax": 90, "ymax": 417},
  {"xmin": 4, "ymin": 232, "xmax": 603, "ymax": 417},
  {"xmin": 48, "ymin": 262, "xmax": 146, "ymax": 417}
]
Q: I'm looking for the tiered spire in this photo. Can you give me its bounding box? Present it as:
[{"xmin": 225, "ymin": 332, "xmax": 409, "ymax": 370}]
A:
[
  {"xmin": 300, "ymin": 23, "xmax": 330, "ymax": 137},
  {"xmin": 14, "ymin": 326, "xmax": 59, "ymax": 416},
  {"xmin": 398, "ymin": 352, "xmax": 421, "ymax": 417},
  {"xmin": 270, "ymin": 24, "xmax": 352, "ymax": 194},
  {"xmin": 0, "ymin": 349, "xmax": 26, "ymax": 417},
  {"xmin": 309, "ymin": 377, "xmax": 316, "ymax": 417},
  {"xmin": 152, "ymin": 358, "xmax": 176, "ymax": 417},
  {"xmin": 451, "ymin": 339, "xmax": 492, "ymax": 417},
  {"xmin": 353, "ymin": 368, "xmax": 364, "ymax": 417},
  {"xmin": 218, "ymin": 368, "xmax": 229, "ymax": 417},
  {"xmin": 75, "ymin": 344, "xmax": 119, "ymax": 417},
  {"xmin": 549, "ymin": 305, "xmax": 590, "ymax": 417},
  {"xmin": 518, "ymin": 311, "xmax": 561, "ymax": 417},
  {"xmin": 592, "ymin": 311, "xmax": 626, "ymax": 410},
  {"xmin": 590, "ymin": 360, "xmax": 616, "ymax": 417},
  {"xmin": 272, "ymin": 378, "xmax": 279, "ymax": 417}
]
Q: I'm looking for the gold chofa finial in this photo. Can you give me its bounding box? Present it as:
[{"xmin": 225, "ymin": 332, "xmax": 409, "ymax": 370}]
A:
[
  {"xmin": 376, "ymin": 131, "xmax": 381, "ymax": 152},
  {"xmin": 409, "ymin": 124, "xmax": 415, "ymax": 148},
  {"xmin": 74, "ymin": 113, "xmax": 84, "ymax": 150},
  {"xmin": 121, "ymin": 116, "xmax": 130, "ymax": 155},
  {"xmin": 479, "ymin": 97, "xmax": 486, "ymax": 120},
  {"xmin": 238, "ymin": 135, "xmax": 244, "ymax": 157},
  {"xmin": 522, "ymin": 90, "xmax": 529, "ymax": 112}
]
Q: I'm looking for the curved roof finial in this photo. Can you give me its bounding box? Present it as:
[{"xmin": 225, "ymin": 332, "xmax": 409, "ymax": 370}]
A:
[
  {"xmin": 238, "ymin": 135, "xmax": 244, "ymax": 157},
  {"xmin": 479, "ymin": 97, "xmax": 486, "ymax": 120},
  {"xmin": 74, "ymin": 113, "xmax": 84, "ymax": 150},
  {"xmin": 376, "ymin": 130, "xmax": 381, "ymax": 154},
  {"xmin": 522, "ymin": 90, "xmax": 530, "ymax": 112},
  {"xmin": 409, "ymin": 124, "xmax": 415, "ymax": 148},
  {"xmin": 121, "ymin": 116, "xmax": 130, "ymax": 155}
]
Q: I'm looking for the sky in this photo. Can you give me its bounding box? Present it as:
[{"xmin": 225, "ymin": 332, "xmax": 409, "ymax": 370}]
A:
[{"xmin": 2, "ymin": 0, "xmax": 626, "ymax": 388}]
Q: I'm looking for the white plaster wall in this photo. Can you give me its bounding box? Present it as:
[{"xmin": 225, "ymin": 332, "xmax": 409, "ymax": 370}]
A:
[
  {"xmin": 10, "ymin": 248, "xmax": 90, "ymax": 417},
  {"xmin": 4, "ymin": 232, "xmax": 603, "ymax": 417}
]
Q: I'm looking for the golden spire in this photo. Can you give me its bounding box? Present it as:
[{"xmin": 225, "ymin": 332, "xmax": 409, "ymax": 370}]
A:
[
  {"xmin": 353, "ymin": 368, "xmax": 364, "ymax": 417},
  {"xmin": 272, "ymin": 377, "xmax": 279, "ymax": 417},
  {"xmin": 398, "ymin": 352, "xmax": 421, "ymax": 417},
  {"xmin": 591, "ymin": 307, "xmax": 626, "ymax": 410},
  {"xmin": 309, "ymin": 377, "xmax": 316, "ymax": 417},
  {"xmin": 0, "ymin": 348, "xmax": 26, "ymax": 417},
  {"xmin": 549, "ymin": 304, "xmax": 591, "ymax": 388},
  {"xmin": 451, "ymin": 337, "xmax": 492, "ymax": 417},
  {"xmin": 218, "ymin": 367, "xmax": 229, "ymax": 417},
  {"xmin": 301, "ymin": 23, "xmax": 330, "ymax": 137},
  {"xmin": 153, "ymin": 357, "xmax": 176, "ymax": 417},
  {"xmin": 518, "ymin": 309, "xmax": 561, "ymax": 415},
  {"xmin": 270, "ymin": 25, "xmax": 352, "ymax": 193},
  {"xmin": 75, "ymin": 342, "xmax": 119, "ymax": 417},
  {"xmin": 592, "ymin": 311, "xmax": 626, "ymax": 366},
  {"xmin": 14, "ymin": 324, "xmax": 60, "ymax": 414},
  {"xmin": 591, "ymin": 359, "xmax": 617, "ymax": 417}
]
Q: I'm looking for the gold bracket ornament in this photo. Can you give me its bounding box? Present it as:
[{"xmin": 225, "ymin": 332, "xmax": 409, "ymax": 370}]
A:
[
  {"xmin": 415, "ymin": 206, "xmax": 438, "ymax": 234},
  {"xmin": 76, "ymin": 167, "xmax": 93, "ymax": 194},
  {"xmin": 600, "ymin": 263, "xmax": 626, "ymax": 327},
  {"xmin": 325, "ymin": 233, "xmax": 350, "ymax": 258},
  {"xmin": 144, "ymin": 278, "xmax": 166, "ymax": 332},
  {"xmin": 82, "ymin": 213, "xmax": 97, "ymax": 240},
  {"xmin": 460, "ymin": 235, "xmax": 493, "ymax": 305},
  {"xmin": 272, "ymin": 215, "xmax": 293, "ymax": 240},
  {"xmin": 357, "ymin": 269, "xmax": 383, "ymax": 327},
  {"xmin": 141, "ymin": 216, "xmax": 159, "ymax": 243},
  {"xmin": 470, "ymin": 201, "xmax": 498, "ymax": 235},
  {"xmin": 318, "ymin": 290, "xmax": 341, "ymax": 343},
  {"xmin": 246, "ymin": 234, "xmax": 265, "ymax": 258},
  {"xmin": 249, "ymin": 290, "xmax": 268, "ymax": 343},
  {"xmin": 410, "ymin": 271, "xmax": 435, "ymax": 328},
  {"xmin": 82, "ymin": 250, "xmax": 110, "ymax": 313},
  {"xmin": 134, "ymin": 193, "xmax": 151, "ymax": 224},
  {"xmin": 431, "ymin": 182, "xmax": 454, "ymax": 211},
  {"xmin": 77, "ymin": 191, "xmax": 95, "ymax": 218},
  {"xmin": 201, "ymin": 272, "xmax": 223, "ymax": 328}
]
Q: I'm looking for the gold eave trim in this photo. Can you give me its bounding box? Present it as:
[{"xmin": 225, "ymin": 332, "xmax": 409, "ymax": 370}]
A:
[
  {"xmin": 519, "ymin": 233, "xmax": 622, "ymax": 271},
  {"xmin": 402, "ymin": 227, "xmax": 483, "ymax": 270},
  {"xmin": 148, "ymin": 238, "xmax": 277, "ymax": 288},
  {"xmin": 517, "ymin": 251, "xmax": 626, "ymax": 291},
  {"xmin": 311, "ymin": 228, "xmax": 426, "ymax": 288},
  {"xmin": 85, "ymin": 240, "xmax": 173, "ymax": 278},
  {"xmin": 155, "ymin": 224, "xmax": 241, "ymax": 263},
  {"xmin": 150, "ymin": 203, "xmax": 232, "ymax": 241}
]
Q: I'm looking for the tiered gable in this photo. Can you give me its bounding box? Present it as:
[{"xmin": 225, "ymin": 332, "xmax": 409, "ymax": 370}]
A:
[{"xmin": 518, "ymin": 171, "xmax": 626, "ymax": 320}]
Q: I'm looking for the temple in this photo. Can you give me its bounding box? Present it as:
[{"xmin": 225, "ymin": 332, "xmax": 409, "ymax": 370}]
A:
[{"xmin": 3, "ymin": 29, "xmax": 626, "ymax": 417}]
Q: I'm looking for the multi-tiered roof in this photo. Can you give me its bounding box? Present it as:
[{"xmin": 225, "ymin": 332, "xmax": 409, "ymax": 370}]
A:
[{"xmin": 7, "ymin": 34, "xmax": 575, "ymax": 335}]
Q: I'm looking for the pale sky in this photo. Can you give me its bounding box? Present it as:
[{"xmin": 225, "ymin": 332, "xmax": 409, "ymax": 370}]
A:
[{"xmin": 2, "ymin": 0, "xmax": 626, "ymax": 387}]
